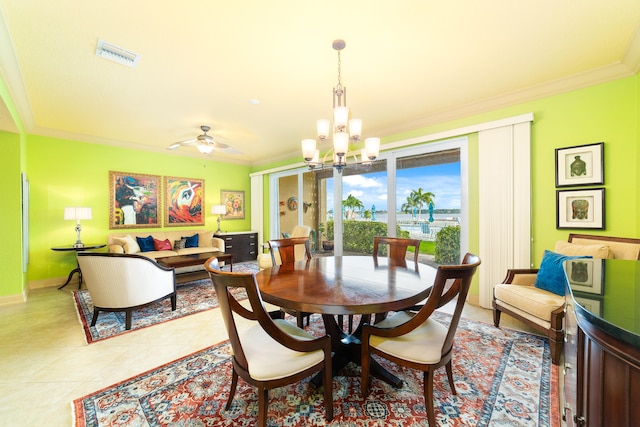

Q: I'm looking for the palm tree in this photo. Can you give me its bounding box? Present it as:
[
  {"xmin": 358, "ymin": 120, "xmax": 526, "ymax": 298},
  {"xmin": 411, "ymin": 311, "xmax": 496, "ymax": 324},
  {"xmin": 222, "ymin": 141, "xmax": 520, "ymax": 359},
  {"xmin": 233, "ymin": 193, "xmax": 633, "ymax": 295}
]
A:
[
  {"xmin": 342, "ymin": 194, "xmax": 364, "ymax": 220},
  {"xmin": 408, "ymin": 188, "xmax": 435, "ymax": 222}
]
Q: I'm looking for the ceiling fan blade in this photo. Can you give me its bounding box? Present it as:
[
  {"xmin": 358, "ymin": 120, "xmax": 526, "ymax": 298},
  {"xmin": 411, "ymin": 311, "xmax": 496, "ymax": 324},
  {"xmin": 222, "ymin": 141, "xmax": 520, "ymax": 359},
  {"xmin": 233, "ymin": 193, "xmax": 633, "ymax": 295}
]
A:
[{"xmin": 167, "ymin": 143, "xmax": 181, "ymax": 150}]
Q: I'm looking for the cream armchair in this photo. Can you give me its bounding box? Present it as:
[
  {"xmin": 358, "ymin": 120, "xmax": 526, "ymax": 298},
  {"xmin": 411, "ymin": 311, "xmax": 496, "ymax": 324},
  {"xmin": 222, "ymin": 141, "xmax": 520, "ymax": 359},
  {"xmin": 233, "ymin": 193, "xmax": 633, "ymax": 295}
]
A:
[
  {"xmin": 77, "ymin": 253, "xmax": 177, "ymax": 330},
  {"xmin": 257, "ymin": 225, "xmax": 311, "ymax": 269},
  {"xmin": 493, "ymin": 234, "xmax": 640, "ymax": 364}
]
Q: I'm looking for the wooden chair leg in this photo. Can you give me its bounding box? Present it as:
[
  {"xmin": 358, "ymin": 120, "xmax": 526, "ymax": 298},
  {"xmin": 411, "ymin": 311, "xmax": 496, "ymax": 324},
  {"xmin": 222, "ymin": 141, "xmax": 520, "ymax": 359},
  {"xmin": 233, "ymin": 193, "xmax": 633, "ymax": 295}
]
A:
[
  {"xmin": 361, "ymin": 353, "xmax": 370, "ymax": 398},
  {"xmin": 445, "ymin": 361, "xmax": 457, "ymax": 394},
  {"xmin": 423, "ymin": 370, "xmax": 436, "ymax": 427},
  {"xmin": 322, "ymin": 368, "xmax": 333, "ymax": 421},
  {"xmin": 225, "ymin": 369, "xmax": 238, "ymax": 410},
  {"xmin": 258, "ymin": 387, "xmax": 268, "ymax": 427},
  {"xmin": 296, "ymin": 313, "xmax": 304, "ymax": 329},
  {"xmin": 170, "ymin": 293, "xmax": 177, "ymax": 310},
  {"xmin": 125, "ymin": 310, "xmax": 133, "ymax": 330},
  {"xmin": 90, "ymin": 308, "xmax": 100, "ymax": 326},
  {"xmin": 493, "ymin": 308, "xmax": 501, "ymax": 327}
]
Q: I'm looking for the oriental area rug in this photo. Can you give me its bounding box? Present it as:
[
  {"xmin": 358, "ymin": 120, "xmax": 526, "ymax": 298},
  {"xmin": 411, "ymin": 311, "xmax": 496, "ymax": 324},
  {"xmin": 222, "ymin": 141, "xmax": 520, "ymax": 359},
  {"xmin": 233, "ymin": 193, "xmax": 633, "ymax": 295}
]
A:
[
  {"xmin": 73, "ymin": 313, "xmax": 560, "ymax": 427},
  {"xmin": 72, "ymin": 261, "xmax": 258, "ymax": 344}
]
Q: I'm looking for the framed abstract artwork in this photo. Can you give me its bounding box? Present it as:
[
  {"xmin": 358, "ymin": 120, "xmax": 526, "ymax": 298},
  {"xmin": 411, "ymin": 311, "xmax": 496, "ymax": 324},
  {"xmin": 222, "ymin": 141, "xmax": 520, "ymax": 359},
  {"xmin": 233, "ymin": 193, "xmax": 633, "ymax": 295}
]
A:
[
  {"xmin": 109, "ymin": 171, "xmax": 161, "ymax": 229},
  {"xmin": 555, "ymin": 142, "xmax": 604, "ymax": 187},
  {"xmin": 556, "ymin": 188, "xmax": 605, "ymax": 229},
  {"xmin": 164, "ymin": 176, "xmax": 204, "ymax": 227},
  {"xmin": 221, "ymin": 190, "xmax": 245, "ymax": 219}
]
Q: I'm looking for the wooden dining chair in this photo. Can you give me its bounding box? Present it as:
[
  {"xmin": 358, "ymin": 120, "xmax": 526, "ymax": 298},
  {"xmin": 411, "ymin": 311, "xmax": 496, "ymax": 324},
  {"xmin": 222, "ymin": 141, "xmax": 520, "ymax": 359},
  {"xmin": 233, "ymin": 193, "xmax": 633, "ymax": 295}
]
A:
[
  {"xmin": 361, "ymin": 253, "xmax": 481, "ymax": 427},
  {"xmin": 373, "ymin": 236, "xmax": 421, "ymax": 270},
  {"xmin": 204, "ymin": 256, "xmax": 333, "ymax": 427},
  {"xmin": 267, "ymin": 237, "xmax": 313, "ymax": 328}
]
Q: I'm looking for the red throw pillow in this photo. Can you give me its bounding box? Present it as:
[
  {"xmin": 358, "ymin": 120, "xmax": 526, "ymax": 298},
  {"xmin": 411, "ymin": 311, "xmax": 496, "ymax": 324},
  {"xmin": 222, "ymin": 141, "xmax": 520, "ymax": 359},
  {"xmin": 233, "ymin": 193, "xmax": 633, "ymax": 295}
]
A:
[{"xmin": 153, "ymin": 238, "xmax": 172, "ymax": 251}]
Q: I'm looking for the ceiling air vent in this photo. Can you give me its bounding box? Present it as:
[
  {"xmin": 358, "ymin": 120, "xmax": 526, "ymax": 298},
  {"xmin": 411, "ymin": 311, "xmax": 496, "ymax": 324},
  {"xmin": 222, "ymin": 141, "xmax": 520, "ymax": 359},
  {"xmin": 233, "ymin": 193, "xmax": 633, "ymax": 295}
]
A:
[{"xmin": 95, "ymin": 39, "xmax": 140, "ymax": 68}]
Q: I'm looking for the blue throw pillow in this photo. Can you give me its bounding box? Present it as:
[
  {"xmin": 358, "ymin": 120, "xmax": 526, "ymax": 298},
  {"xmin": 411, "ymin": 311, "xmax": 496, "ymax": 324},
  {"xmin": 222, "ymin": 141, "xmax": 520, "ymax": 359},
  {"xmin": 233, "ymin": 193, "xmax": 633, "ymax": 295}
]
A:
[
  {"xmin": 136, "ymin": 235, "xmax": 155, "ymax": 252},
  {"xmin": 183, "ymin": 234, "xmax": 199, "ymax": 248},
  {"xmin": 534, "ymin": 250, "xmax": 591, "ymax": 296}
]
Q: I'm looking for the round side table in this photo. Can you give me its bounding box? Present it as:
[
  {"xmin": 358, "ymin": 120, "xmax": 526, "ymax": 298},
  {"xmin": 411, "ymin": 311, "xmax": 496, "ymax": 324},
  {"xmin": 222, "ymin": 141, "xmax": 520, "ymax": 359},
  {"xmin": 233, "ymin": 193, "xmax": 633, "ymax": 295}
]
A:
[{"xmin": 51, "ymin": 244, "xmax": 107, "ymax": 289}]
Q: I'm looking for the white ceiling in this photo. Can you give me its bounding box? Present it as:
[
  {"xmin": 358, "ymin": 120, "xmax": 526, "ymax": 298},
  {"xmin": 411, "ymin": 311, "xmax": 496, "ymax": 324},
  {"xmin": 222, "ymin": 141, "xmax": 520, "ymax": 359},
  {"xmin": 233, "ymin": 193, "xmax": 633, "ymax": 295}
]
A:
[{"xmin": 1, "ymin": 1, "xmax": 639, "ymax": 166}]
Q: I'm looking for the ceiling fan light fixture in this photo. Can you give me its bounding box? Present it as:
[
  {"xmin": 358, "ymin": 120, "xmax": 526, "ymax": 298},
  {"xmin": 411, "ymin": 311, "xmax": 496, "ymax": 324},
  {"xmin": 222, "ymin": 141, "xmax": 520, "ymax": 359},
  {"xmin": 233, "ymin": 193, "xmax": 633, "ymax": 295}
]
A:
[{"xmin": 196, "ymin": 144, "xmax": 214, "ymax": 154}]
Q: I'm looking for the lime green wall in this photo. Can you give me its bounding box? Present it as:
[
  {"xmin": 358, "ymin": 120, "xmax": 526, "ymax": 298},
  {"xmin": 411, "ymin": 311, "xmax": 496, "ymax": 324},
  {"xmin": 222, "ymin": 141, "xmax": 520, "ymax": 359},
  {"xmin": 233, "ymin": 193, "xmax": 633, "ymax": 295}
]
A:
[
  {"xmin": 23, "ymin": 135, "xmax": 252, "ymax": 286},
  {"xmin": 0, "ymin": 131, "xmax": 24, "ymax": 296}
]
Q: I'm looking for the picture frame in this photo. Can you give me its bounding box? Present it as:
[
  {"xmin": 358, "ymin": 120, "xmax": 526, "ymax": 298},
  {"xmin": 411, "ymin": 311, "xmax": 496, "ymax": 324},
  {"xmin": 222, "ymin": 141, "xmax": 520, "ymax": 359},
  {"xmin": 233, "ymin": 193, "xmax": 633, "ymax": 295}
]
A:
[
  {"xmin": 565, "ymin": 258, "xmax": 604, "ymax": 295},
  {"xmin": 109, "ymin": 171, "xmax": 161, "ymax": 229},
  {"xmin": 221, "ymin": 190, "xmax": 245, "ymax": 219},
  {"xmin": 555, "ymin": 142, "xmax": 604, "ymax": 187},
  {"xmin": 556, "ymin": 188, "xmax": 605, "ymax": 229},
  {"xmin": 164, "ymin": 176, "xmax": 204, "ymax": 227}
]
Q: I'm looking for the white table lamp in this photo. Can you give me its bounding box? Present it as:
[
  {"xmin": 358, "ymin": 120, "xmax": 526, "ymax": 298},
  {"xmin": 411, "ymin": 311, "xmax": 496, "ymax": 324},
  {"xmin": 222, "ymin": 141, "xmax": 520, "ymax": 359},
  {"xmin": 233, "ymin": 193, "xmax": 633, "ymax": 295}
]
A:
[
  {"xmin": 64, "ymin": 206, "xmax": 92, "ymax": 248},
  {"xmin": 211, "ymin": 205, "xmax": 226, "ymax": 235}
]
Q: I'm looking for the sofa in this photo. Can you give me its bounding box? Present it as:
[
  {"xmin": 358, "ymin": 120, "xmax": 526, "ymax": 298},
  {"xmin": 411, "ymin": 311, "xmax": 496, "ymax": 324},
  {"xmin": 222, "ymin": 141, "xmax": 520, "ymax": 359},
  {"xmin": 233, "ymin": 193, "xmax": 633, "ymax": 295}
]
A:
[
  {"xmin": 493, "ymin": 233, "xmax": 640, "ymax": 364},
  {"xmin": 108, "ymin": 229, "xmax": 225, "ymax": 272}
]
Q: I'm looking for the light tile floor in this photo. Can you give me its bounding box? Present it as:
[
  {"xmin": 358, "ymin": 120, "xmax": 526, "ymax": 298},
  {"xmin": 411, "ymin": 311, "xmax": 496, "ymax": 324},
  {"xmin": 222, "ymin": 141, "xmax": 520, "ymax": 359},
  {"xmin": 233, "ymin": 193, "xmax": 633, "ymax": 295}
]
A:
[{"xmin": 0, "ymin": 283, "xmax": 538, "ymax": 426}]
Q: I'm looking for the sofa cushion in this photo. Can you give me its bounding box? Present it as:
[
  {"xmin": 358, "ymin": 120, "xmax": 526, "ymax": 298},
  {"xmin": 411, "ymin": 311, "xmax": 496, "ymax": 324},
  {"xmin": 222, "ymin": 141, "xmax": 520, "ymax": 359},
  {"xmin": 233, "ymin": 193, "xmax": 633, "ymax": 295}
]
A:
[
  {"xmin": 198, "ymin": 231, "xmax": 214, "ymax": 247},
  {"xmin": 112, "ymin": 234, "xmax": 140, "ymax": 254},
  {"xmin": 136, "ymin": 235, "xmax": 155, "ymax": 252},
  {"xmin": 534, "ymin": 250, "xmax": 591, "ymax": 296},
  {"xmin": 174, "ymin": 238, "xmax": 186, "ymax": 250},
  {"xmin": 554, "ymin": 240, "xmax": 611, "ymax": 259},
  {"xmin": 153, "ymin": 238, "xmax": 172, "ymax": 251},
  {"xmin": 183, "ymin": 234, "xmax": 198, "ymax": 248}
]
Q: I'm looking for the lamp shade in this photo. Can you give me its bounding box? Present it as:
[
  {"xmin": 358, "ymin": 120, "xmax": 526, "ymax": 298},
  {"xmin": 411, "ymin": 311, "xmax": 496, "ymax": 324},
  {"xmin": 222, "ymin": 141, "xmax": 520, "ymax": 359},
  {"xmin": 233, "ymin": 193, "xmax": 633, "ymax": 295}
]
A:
[
  {"xmin": 211, "ymin": 205, "xmax": 226, "ymax": 215},
  {"xmin": 64, "ymin": 207, "xmax": 92, "ymax": 221},
  {"xmin": 301, "ymin": 139, "xmax": 317, "ymax": 161}
]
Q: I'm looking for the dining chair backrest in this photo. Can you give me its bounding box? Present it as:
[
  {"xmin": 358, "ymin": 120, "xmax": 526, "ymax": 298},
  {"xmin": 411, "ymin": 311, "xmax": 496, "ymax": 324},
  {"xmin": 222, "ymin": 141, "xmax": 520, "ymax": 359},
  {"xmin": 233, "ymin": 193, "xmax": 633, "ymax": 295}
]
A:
[
  {"xmin": 412, "ymin": 252, "xmax": 480, "ymax": 355},
  {"xmin": 205, "ymin": 258, "xmax": 281, "ymax": 372},
  {"xmin": 373, "ymin": 236, "xmax": 421, "ymax": 270},
  {"xmin": 267, "ymin": 237, "xmax": 312, "ymax": 266}
]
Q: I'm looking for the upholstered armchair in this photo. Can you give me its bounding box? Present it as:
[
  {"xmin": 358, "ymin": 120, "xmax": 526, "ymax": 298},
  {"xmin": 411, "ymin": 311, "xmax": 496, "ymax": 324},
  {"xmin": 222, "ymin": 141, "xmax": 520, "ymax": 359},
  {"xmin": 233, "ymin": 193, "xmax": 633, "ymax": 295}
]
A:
[
  {"xmin": 77, "ymin": 252, "xmax": 177, "ymax": 330},
  {"xmin": 493, "ymin": 234, "xmax": 640, "ymax": 365}
]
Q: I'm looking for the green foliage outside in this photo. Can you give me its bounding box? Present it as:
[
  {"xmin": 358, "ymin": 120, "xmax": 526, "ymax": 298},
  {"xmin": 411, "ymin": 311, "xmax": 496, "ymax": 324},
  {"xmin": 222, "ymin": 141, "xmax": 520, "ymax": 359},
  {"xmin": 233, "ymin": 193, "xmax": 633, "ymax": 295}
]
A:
[{"xmin": 435, "ymin": 225, "xmax": 461, "ymax": 264}]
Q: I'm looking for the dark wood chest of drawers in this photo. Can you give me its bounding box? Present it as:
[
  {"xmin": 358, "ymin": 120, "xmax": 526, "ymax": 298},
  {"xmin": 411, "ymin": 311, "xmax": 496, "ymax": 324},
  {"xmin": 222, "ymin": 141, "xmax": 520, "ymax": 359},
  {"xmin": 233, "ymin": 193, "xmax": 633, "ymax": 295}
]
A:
[{"xmin": 220, "ymin": 232, "xmax": 258, "ymax": 263}]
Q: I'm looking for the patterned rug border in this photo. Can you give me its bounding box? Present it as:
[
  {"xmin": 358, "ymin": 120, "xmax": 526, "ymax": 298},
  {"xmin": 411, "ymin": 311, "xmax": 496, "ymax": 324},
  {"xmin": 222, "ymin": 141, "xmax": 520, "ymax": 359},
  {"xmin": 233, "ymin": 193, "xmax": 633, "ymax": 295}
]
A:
[
  {"xmin": 72, "ymin": 261, "xmax": 258, "ymax": 344},
  {"xmin": 72, "ymin": 312, "xmax": 560, "ymax": 427}
]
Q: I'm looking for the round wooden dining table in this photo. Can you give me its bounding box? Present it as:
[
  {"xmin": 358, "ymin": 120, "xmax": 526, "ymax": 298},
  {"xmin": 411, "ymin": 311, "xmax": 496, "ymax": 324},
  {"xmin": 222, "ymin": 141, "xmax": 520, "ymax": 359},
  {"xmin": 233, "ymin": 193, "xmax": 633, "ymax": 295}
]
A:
[{"xmin": 255, "ymin": 255, "xmax": 436, "ymax": 388}]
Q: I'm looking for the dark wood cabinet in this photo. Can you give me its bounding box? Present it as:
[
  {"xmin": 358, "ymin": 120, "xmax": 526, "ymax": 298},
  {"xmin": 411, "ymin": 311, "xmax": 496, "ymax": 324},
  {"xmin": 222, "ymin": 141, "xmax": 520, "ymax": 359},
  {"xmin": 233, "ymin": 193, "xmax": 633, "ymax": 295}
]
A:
[
  {"xmin": 220, "ymin": 232, "xmax": 258, "ymax": 263},
  {"xmin": 563, "ymin": 259, "xmax": 640, "ymax": 427}
]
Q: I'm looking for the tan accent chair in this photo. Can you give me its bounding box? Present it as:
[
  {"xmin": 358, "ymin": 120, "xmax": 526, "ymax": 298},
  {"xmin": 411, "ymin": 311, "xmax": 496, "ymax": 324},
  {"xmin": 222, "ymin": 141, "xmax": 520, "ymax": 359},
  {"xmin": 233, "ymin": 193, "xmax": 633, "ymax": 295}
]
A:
[
  {"xmin": 205, "ymin": 257, "xmax": 333, "ymax": 427},
  {"xmin": 361, "ymin": 253, "xmax": 481, "ymax": 427},
  {"xmin": 493, "ymin": 234, "xmax": 640, "ymax": 365},
  {"xmin": 77, "ymin": 253, "xmax": 177, "ymax": 330}
]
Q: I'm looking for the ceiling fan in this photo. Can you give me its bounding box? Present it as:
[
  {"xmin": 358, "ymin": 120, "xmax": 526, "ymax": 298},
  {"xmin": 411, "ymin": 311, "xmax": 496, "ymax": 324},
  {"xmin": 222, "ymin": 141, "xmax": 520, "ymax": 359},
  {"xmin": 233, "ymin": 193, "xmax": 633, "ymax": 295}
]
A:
[{"xmin": 167, "ymin": 125, "xmax": 241, "ymax": 155}]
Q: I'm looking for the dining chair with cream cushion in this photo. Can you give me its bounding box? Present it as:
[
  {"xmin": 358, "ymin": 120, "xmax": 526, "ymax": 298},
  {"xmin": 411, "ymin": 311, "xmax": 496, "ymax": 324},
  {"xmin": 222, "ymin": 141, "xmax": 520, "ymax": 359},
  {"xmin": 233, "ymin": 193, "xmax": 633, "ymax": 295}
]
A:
[
  {"xmin": 361, "ymin": 253, "xmax": 481, "ymax": 427},
  {"xmin": 205, "ymin": 257, "xmax": 333, "ymax": 427},
  {"xmin": 77, "ymin": 252, "xmax": 177, "ymax": 330},
  {"xmin": 257, "ymin": 225, "xmax": 311, "ymax": 269}
]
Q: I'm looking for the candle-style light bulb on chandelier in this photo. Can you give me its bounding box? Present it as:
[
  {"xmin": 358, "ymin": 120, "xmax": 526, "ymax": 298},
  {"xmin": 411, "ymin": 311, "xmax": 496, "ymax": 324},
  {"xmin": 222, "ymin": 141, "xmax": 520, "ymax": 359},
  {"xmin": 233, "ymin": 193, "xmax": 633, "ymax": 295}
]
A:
[{"xmin": 301, "ymin": 39, "xmax": 380, "ymax": 173}]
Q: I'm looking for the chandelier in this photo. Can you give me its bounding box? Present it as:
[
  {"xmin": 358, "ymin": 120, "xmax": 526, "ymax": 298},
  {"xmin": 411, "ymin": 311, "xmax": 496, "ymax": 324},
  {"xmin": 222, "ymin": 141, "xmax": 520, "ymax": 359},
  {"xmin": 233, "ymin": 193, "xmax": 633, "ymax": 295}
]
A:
[{"xmin": 301, "ymin": 39, "xmax": 380, "ymax": 173}]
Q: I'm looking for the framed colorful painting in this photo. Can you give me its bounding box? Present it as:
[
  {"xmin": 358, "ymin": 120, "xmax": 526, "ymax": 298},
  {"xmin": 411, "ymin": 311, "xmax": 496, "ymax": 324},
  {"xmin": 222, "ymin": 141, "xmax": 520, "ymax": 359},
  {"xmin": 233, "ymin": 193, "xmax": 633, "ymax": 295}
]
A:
[
  {"xmin": 109, "ymin": 171, "xmax": 161, "ymax": 229},
  {"xmin": 164, "ymin": 176, "xmax": 204, "ymax": 227},
  {"xmin": 221, "ymin": 190, "xmax": 245, "ymax": 219}
]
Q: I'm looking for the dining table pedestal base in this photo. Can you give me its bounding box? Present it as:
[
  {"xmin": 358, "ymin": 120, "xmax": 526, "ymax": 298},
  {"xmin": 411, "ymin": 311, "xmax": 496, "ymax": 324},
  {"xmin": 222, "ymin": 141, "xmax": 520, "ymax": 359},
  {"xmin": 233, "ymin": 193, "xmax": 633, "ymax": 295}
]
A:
[{"xmin": 308, "ymin": 314, "xmax": 404, "ymax": 390}]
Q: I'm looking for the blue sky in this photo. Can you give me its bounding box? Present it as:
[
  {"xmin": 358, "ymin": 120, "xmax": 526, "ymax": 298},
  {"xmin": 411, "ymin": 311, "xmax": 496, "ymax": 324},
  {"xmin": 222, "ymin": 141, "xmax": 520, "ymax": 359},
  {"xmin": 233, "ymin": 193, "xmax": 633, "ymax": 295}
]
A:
[{"xmin": 327, "ymin": 162, "xmax": 461, "ymax": 212}]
